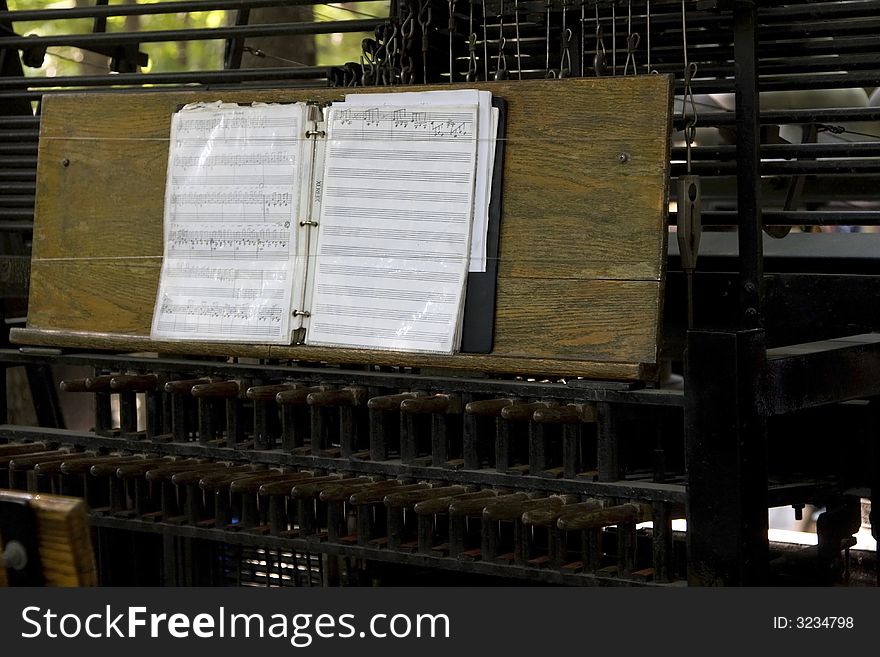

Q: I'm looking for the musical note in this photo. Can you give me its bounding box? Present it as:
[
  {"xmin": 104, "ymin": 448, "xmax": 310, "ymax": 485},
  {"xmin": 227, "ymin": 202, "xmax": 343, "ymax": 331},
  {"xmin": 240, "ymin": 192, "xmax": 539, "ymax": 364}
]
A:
[
  {"xmin": 328, "ymin": 107, "xmax": 470, "ymax": 139},
  {"xmin": 307, "ymin": 101, "xmax": 479, "ymax": 354},
  {"xmin": 151, "ymin": 102, "xmax": 306, "ymax": 345},
  {"xmin": 169, "ymin": 190, "xmax": 292, "ymax": 208}
]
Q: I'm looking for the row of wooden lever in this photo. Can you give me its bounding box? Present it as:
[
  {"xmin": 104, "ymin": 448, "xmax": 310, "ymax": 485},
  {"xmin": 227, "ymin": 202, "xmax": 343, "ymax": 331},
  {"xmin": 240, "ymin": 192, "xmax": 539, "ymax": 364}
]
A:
[
  {"xmin": 0, "ymin": 442, "xmax": 677, "ymax": 582},
  {"xmin": 59, "ymin": 373, "xmax": 610, "ymax": 480}
]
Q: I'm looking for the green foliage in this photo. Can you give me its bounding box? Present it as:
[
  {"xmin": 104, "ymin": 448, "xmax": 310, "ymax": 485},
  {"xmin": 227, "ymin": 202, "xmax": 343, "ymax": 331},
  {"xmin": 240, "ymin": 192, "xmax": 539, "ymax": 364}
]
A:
[{"xmin": 314, "ymin": 2, "xmax": 389, "ymax": 67}]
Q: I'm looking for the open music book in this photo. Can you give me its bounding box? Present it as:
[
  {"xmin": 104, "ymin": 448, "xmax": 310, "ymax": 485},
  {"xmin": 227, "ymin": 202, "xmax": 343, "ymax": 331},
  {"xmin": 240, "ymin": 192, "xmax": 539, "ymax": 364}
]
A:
[{"xmin": 150, "ymin": 90, "xmax": 499, "ymax": 355}]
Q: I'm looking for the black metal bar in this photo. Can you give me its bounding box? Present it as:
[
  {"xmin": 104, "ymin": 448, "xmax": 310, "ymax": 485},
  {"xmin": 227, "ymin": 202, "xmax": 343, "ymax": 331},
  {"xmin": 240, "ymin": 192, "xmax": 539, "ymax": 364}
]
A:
[
  {"xmin": 733, "ymin": 0, "xmax": 763, "ymax": 327},
  {"xmin": 690, "ymin": 107, "xmax": 880, "ymax": 129},
  {"xmin": 871, "ymin": 397, "xmax": 880, "ymax": 587},
  {"xmin": 674, "ymin": 161, "xmax": 880, "ymax": 177},
  {"xmin": 764, "ymin": 335, "xmax": 880, "ymax": 416},
  {"xmin": 119, "ymin": 391, "xmax": 139, "ymax": 436},
  {"xmin": 0, "ymin": 156, "xmax": 36, "ymax": 167},
  {"xmin": 0, "ymin": 195, "xmax": 34, "ymax": 207},
  {"xmin": 596, "ymin": 403, "xmax": 621, "ymax": 482},
  {"xmin": 0, "ymin": 116, "xmax": 38, "ymax": 127},
  {"xmin": 0, "ymin": 66, "xmax": 331, "ymax": 89},
  {"xmin": 0, "ymin": 183, "xmax": 36, "ymax": 194},
  {"xmin": 674, "ymin": 143, "xmax": 880, "ymax": 161},
  {"xmin": 0, "ymin": 80, "xmax": 332, "ymax": 101},
  {"xmin": 759, "ymin": 0, "xmax": 880, "ymax": 23},
  {"xmin": 0, "ymin": 129, "xmax": 37, "ymax": 139},
  {"xmin": 226, "ymin": 398, "xmax": 243, "ymax": 448},
  {"xmin": 0, "ymin": 0, "xmax": 378, "ymax": 22},
  {"xmin": 746, "ymin": 16, "xmax": 880, "ymax": 39},
  {"xmin": 562, "ymin": 424, "xmax": 579, "ymax": 479},
  {"xmin": 91, "ymin": 0, "xmax": 109, "ymax": 35},
  {"xmin": 685, "ymin": 329, "xmax": 768, "ymax": 586},
  {"xmin": 0, "ymin": 350, "xmax": 685, "ymax": 407},
  {"xmin": 757, "ymin": 73, "xmax": 880, "ymax": 92},
  {"xmin": 661, "ymin": 54, "xmax": 880, "ymax": 80},
  {"xmin": 223, "ymin": 8, "xmax": 252, "ymax": 71},
  {"xmin": 0, "ymin": 211, "xmax": 32, "ymax": 222},
  {"xmin": 0, "ymin": 18, "xmax": 387, "ymax": 49},
  {"xmin": 650, "ymin": 35, "xmax": 878, "ymax": 63},
  {"xmin": 23, "ymin": 364, "xmax": 64, "ymax": 429},
  {"xmin": 0, "ymin": 171, "xmax": 36, "ymax": 181},
  {"xmin": 527, "ymin": 421, "xmax": 547, "ymax": 475},
  {"xmin": 682, "ymin": 72, "xmax": 880, "ymax": 95},
  {"xmin": 0, "ymin": 423, "xmax": 688, "ymax": 503},
  {"xmin": 88, "ymin": 513, "xmax": 666, "ymax": 586},
  {"xmin": 495, "ymin": 416, "xmax": 512, "ymax": 472},
  {"xmin": 462, "ymin": 410, "xmax": 480, "ymax": 470},
  {"xmin": 651, "ymin": 501, "xmax": 674, "ymax": 583},
  {"xmin": 672, "ymin": 211, "xmax": 880, "ymax": 227}
]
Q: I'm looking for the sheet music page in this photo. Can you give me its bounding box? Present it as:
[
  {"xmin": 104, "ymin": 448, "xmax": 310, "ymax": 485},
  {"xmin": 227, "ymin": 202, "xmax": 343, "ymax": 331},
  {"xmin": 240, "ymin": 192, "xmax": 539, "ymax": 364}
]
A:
[
  {"xmin": 151, "ymin": 102, "xmax": 308, "ymax": 344},
  {"xmin": 306, "ymin": 103, "xmax": 479, "ymax": 354},
  {"xmin": 343, "ymin": 90, "xmax": 495, "ymax": 272}
]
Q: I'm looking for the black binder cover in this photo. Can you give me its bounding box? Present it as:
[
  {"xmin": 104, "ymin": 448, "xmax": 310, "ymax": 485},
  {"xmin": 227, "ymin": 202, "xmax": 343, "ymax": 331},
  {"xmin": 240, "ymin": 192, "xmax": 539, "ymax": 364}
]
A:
[{"xmin": 460, "ymin": 97, "xmax": 506, "ymax": 354}]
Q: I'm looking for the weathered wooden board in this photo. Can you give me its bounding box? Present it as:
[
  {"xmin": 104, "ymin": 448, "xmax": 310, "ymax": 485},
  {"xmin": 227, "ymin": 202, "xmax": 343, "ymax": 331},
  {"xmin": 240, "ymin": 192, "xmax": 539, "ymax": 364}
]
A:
[
  {"xmin": 0, "ymin": 489, "xmax": 97, "ymax": 587},
  {"xmin": 14, "ymin": 77, "xmax": 672, "ymax": 380}
]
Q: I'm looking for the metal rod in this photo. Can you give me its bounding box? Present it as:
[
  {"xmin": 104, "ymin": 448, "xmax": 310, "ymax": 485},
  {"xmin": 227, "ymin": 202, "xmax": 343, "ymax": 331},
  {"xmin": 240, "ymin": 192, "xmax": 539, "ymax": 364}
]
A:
[
  {"xmin": 0, "ymin": 66, "xmax": 331, "ymax": 89},
  {"xmin": 678, "ymin": 107, "xmax": 880, "ymax": 129},
  {"xmin": 0, "ymin": 210, "xmax": 34, "ymax": 220},
  {"xmin": 0, "ymin": 0, "xmax": 380, "ymax": 22},
  {"xmin": 671, "ymin": 210, "xmax": 880, "ymax": 227},
  {"xmin": 0, "ymin": 18, "xmax": 387, "ymax": 49},
  {"xmin": 0, "ymin": 79, "xmax": 330, "ymax": 101},
  {"xmin": 673, "ymin": 142, "xmax": 880, "ymax": 160},
  {"xmin": 673, "ymin": 160, "xmax": 880, "ymax": 176},
  {"xmin": 733, "ymin": 0, "xmax": 763, "ymax": 327}
]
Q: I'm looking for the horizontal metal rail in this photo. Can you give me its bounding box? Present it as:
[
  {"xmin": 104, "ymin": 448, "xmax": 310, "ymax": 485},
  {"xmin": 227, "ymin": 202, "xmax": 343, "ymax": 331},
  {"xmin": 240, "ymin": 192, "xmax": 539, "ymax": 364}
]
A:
[
  {"xmin": 0, "ymin": 18, "xmax": 387, "ymax": 49},
  {"xmin": 0, "ymin": 66, "xmax": 332, "ymax": 89},
  {"xmin": 0, "ymin": 348, "xmax": 684, "ymax": 406},
  {"xmin": 680, "ymin": 108, "xmax": 880, "ymax": 129},
  {"xmin": 0, "ymin": 0, "xmax": 376, "ymax": 22},
  {"xmin": 89, "ymin": 515, "xmax": 674, "ymax": 587},
  {"xmin": 674, "ymin": 143, "xmax": 880, "ymax": 161},
  {"xmin": 0, "ymin": 424, "xmax": 689, "ymax": 502},
  {"xmin": 669, "ymin": 211, "xmax": 880, "ymax": 227}
]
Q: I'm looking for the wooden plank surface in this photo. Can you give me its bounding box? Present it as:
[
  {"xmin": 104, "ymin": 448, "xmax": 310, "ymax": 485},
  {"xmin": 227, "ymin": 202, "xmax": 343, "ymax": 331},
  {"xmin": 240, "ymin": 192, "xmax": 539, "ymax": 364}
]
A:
[
  {"xmin": 17, "ymin": 77, "xmax": 672, "ymax": 380},
  {"xmin": 0, "ymin": 489, "xmax": 97, "ymax": 587},
  {"xmin": 10, "ymin": 326, "xmax": 652, "ymax": 380}
]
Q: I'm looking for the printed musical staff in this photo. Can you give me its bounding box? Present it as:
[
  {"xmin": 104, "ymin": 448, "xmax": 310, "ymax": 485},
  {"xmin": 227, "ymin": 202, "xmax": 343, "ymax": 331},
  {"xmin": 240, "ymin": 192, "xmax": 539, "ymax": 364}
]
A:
[
  {"xmin": 334, "ymin": 107, "xmax": 474, "ymax": 139},
  {"xmin": 168, "ymin": 227, "xmax": 290, "ymax": 253},
  {"xmin": 151, "ymin": 95, "xmax": 490, "ymax": 352},
  {"xmin": 173, "ymin": 151, "xmax": 294, "ymax": 168},
  {"xmin": 340, "ymin": 89, "xmax": 497, "ymax": 273},
  {"xmin": 164, "ymin": 263, "xmax": 288, "ymax": 282},
  {"xmin": 169, "ymin": 190, "xmax": 292, "ymax": 208},
  {"xmin": 151, "ymin": 103, "xmax": 306, "ymax": 344},
  {"xmin": 307, "ymin": 103, "xmax": 479, "ymax": 354},
  {"xmin": 321, "ymin": 206, "xmax": 468, "ymax": 224},
  {"xmin": 170, "ymin": 174, "xmax": 293, "ymax": 186},
  {"xmin": 159, "ymin": 300, "xmax": 284, "ymax": 322}
]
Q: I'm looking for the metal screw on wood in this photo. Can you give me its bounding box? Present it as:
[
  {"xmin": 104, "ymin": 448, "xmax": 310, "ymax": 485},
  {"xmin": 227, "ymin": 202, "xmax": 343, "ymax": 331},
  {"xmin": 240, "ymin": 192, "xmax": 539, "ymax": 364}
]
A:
[
  {"xmin": 617, "ymin": 152, "xmax": 630, "ymax": 164},
  {"xmin": 1, "ymin": 540, "xmax": 28, "ymax": 571}
]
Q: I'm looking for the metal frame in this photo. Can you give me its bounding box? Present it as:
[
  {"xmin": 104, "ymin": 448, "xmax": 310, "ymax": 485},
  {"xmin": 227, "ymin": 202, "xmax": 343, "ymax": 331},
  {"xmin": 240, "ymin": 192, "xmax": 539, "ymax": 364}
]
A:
[{"xmin": 0, "ymin": 0, "xmax": 879, "ymax": 586}]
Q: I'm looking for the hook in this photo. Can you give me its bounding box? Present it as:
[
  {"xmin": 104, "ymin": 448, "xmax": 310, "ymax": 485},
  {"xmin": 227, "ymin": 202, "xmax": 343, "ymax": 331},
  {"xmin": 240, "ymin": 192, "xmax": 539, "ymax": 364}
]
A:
[
  {"xmin": 495, "ymin": 37, "xmax": 509, "ymax": 80},
  {"xmin": 466, "ymin": 33, "xmax": 479, "ymax": 82},
  {"xmin": 560, "ymin": 28, "xmax": 572, "ymax": 78},
  {"xmin": 594, "ymin": 22, "xmax": 607, "ymax": 76},
  {"xmin": 624, "ymin": 32, "xmax": 639, "ymax": 75},
  {"xmin": 418, "ymin": 0, "xmax": 432, "ymax": 83}
]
